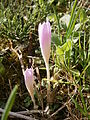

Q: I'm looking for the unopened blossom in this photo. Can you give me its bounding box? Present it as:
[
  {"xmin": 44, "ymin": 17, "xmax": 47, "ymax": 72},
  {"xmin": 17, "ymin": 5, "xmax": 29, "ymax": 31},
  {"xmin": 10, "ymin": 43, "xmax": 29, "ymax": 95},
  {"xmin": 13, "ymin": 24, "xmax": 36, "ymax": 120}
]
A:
[
  {"xmin": 24, "ymin": 68, "xmax": 37, "ymax": 109},
  {"xmin": 38, "ymin": 19, "xmax": 51, "ymax": 104},
  {"xmin": 38, "ymin": 19, "xmax": 51, "ymax": 64}
]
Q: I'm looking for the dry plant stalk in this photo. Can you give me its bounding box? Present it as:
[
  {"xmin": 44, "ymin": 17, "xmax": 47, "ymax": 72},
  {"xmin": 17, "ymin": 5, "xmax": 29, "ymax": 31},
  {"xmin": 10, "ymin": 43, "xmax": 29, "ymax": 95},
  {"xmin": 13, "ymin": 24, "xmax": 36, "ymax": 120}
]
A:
[{"xmin": 9, "ymin": 40, "xmax": 25, "ymax": 76}]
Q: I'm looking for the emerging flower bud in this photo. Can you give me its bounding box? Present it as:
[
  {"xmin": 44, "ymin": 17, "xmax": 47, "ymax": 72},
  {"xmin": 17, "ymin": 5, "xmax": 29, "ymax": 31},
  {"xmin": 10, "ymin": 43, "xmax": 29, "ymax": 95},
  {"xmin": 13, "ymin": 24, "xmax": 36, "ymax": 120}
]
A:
[
  {"xmin": 24, "ymin": 68, "xmax": 37, "ymax": 109},
  {"xmin": 38, "ymin": 20, "xmax": 51, "ymax": 64},
  {"xmin": 38, "ymin": 19, "xmax": 51, "ymax": 104},
  {"xmin": 24, "ymin": 68, "xmax": 34, "ymax": 92}
]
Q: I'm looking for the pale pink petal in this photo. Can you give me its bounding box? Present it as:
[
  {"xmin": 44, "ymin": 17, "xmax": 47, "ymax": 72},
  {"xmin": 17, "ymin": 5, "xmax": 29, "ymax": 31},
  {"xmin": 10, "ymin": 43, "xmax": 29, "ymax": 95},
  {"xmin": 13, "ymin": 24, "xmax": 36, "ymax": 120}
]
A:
[
  {"xmin": 24, "ymin": 68, "xmax": 34, "ymax": 92},
  {"xmin": 38, "ymin": 20, "xmax": 51, "ymax": 64}
]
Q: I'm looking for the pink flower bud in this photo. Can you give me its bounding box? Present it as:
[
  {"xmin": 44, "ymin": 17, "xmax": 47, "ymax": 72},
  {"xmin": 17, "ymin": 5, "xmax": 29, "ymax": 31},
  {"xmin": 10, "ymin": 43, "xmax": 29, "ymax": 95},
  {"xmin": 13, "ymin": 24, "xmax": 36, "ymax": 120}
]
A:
[
  {"xmin": 24, "ymin": 68, "xmax": 34, "ymax": 91},
  {"xmin": 24, "ymin": 68, "xmax": 36, "ymax": 107},
  {"xmin": 38, "ymin": 20, "xmax": 51, "ymax": 64}
]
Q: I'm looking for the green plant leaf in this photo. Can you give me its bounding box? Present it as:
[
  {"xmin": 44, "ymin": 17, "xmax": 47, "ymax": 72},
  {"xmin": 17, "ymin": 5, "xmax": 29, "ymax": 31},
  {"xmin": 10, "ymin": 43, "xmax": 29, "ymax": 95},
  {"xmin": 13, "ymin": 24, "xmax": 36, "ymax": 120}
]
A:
[
  {"xmin": 62, "ymin": 40, "xmax": 72, "ymax": 52},
  {"xmin": 56, "ymin": 46, "xmax": 64, "ymax": 63},
  {"xmin": 1, "ymin": 85, "xmax": 18, "ymax": 120},
  {"xmin": 56, "ymin": 40, "xmax": 72, "ymax": 63},
  {"xmin": 80, "ymin": 9, "xmax": 87, "ymax": 23},
  {"xmin": 56, "ymin": 39, "xmax": 72, "ymax": 55}
]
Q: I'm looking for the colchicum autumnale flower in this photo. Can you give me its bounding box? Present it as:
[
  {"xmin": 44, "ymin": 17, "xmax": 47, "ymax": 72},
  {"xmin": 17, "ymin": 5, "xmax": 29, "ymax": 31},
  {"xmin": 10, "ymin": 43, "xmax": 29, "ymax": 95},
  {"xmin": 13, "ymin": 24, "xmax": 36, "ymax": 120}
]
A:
[
  {"xmin": 38, "ymin": 19, "xmax": 51, "ymax": 103},
  {"xmin": 38, "ymin": 19, "xmax": 51, "ymax": 65},
  {"xmin": 24, "ymin": 68, "xmax": 37, "ymax": 109}
]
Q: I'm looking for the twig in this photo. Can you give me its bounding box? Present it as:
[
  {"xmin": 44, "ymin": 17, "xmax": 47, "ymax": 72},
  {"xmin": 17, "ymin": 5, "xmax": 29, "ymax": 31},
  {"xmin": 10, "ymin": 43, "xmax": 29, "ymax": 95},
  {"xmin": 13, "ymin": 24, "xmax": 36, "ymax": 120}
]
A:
[
  {"xmin": 63, "ymin": 118, "xmax": 71, "ymax": 120},
  {"xmin": 0, "ymin": 108, "xmax": 37, "ymax": 120},
  {"xmin": 8, "ymin": 79, "xmax": 12, "ymax": 91},
  {"xmin": 16, "ymin": 110, "xmax": 43, "ymax": 115}
]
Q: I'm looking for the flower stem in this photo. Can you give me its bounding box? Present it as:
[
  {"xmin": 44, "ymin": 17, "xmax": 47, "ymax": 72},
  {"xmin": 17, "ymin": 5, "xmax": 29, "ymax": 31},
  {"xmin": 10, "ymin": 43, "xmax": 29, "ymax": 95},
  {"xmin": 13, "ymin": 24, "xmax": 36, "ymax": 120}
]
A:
[{"xmin": 45, "ymin": 62, "xmax": 50, "ymax": 103}]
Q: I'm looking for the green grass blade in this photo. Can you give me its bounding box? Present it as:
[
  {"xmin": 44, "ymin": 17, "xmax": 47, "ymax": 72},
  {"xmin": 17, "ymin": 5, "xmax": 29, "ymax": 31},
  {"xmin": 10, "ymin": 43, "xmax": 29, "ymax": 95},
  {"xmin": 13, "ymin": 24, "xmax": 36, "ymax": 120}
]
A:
[
  {"xmin": 1, "ymin": 85, "xmax": 18, "ymax": 120},
  {"xmin": 80, "ymin": 90, "xmax": 87, "ymax": 115},
  {"xmin": 66, "ymin": 0, "xmax": 77, "ymax": 38},
  {"xmin": 88, "ymin": 37, "xmax": 90, "ymax": 59},
  {"xmin": 53, "ymin": 7, "xmax": 61, "ymax": 44},
  {"xmin": 84, "ymin": 32, "xmax": 86, "ymax": 60},
  {"xmin": 70, "ymin": 95, "xmax": 86, "ymax": 116},
  {"xmin": 81, "ymin": 63, "xmax": 90, "ymax": 77},
  {"xmin": 67, "ymin": 8, "xmax": 80, "ymax": 39},
  {"xmin": 67, "ymin": 0, "xmax": 77, "ymax": 29}
]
